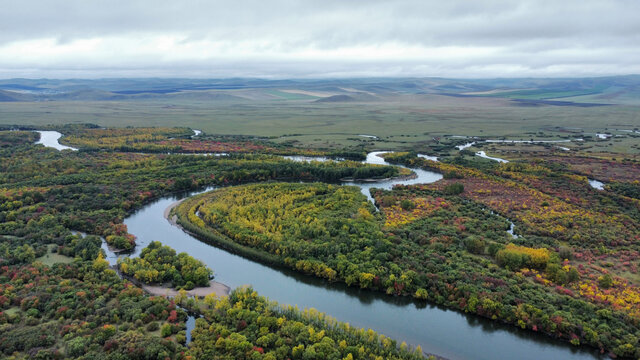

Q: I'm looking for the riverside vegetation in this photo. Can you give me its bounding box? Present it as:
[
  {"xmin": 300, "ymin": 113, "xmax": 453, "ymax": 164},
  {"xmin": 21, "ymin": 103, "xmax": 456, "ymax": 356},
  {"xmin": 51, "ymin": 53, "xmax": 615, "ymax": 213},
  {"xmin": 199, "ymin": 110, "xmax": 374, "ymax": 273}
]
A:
[
  {"xmin": 1, "ymin": 126, "xmax": 639, "ymax": 358},
  {"xmin": 175, "ymin": 151, "xmax": 640, "ymax": 357},
  {"xmin": 1, "ymin": 77, "xmax": 639, "ymax": 357},
  {"xmin": 0, "ymin": 129, "xmax": 428, "ymax": 359},
  {"xmin": 118, "ymin": 241, "xmax": 213, "ymax": 290}
]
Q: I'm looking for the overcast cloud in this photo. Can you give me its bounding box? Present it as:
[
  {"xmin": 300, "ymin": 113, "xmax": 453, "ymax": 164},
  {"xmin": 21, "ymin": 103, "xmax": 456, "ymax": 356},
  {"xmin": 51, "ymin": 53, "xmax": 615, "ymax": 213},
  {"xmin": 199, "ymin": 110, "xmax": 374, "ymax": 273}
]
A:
[{"xmin": 1, "ymin": 0, "xmax": 639, "ymax": 78}]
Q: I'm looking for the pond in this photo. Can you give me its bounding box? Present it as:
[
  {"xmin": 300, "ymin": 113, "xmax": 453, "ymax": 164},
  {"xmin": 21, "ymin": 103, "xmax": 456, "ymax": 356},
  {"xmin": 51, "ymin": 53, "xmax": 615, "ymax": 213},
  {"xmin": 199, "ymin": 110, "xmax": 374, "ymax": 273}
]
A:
[{"xmin": 35, "ymin": 131, "xmax": 78, "ymax": 151}]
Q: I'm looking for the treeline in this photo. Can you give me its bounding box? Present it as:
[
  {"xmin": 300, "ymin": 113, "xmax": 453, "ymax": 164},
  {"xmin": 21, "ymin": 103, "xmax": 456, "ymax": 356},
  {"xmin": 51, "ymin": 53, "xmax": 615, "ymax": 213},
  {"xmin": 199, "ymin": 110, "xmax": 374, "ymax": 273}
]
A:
[
  {"xmin": 119, "ymin": 241, "xmax": 213, "ymax": 289},
  {"xmin": 58, "ymin": 126, "xmax": 195, "ymax": 152},
  {"xmin": 0, "ymin": 131, "xmax": 39, "ymax": 148},
  {"xmin": 55, "ymin": 125, "xmax": 335, "ymax": 157}
]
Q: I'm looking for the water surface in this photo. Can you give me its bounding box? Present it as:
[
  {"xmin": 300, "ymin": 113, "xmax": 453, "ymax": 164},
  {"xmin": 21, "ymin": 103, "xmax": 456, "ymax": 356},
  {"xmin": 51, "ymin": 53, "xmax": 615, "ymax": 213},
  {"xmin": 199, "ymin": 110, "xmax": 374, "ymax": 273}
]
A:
[
  {"xmin": 35, "ymin": 131, "xmax": 78, "ymax": 151},
  {"xmin": 121, "ymin": 152, "xmax": 600, "ymax": 360},
  {"xmin": 588, "ymin": 179, "xmax": 605, "ymax": 190},
  {"xmin": 475, "ymin": 151, "xmax": 508, "ymax": 163}
]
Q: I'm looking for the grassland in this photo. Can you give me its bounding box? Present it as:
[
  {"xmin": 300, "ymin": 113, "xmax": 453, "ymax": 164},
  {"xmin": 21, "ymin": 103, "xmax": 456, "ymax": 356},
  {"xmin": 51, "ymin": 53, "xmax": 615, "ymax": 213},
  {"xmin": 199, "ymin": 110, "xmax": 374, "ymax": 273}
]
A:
[
  {"xmin": 1, "ymin": 77, "xmax": 639, "ymax": 155},
  {"xmin": 1, "ymin": 94, "xmax": 638, "ymax": 153}
]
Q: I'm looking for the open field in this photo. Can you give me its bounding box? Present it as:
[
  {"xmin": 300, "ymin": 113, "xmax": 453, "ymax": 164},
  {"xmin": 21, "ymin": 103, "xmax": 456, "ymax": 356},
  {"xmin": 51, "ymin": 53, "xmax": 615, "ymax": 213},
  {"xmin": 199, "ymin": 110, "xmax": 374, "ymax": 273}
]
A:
[
  {"xmin": 35, "ymin": 244, "xmax": 74, "ymax": 266},
  {"xmin": 1, "ymin": 95, "xmax": 639, "ymax": 152},
  {"xmin": 1, "ymin": 77, "xmax": 639, "ymax": 153}
]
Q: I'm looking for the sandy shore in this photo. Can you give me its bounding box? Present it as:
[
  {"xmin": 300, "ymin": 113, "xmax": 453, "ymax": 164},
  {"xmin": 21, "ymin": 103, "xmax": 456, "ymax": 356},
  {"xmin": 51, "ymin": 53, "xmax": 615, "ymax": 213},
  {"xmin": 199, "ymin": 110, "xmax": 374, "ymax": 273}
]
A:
[
  {"xmin": 155, "ymin": 197, "xmax": 232, "ymax": 298},
  {"xmin": 164, "ymin": 198, "xmax": 186, "ymax": 225},
  {"xmin": 142, "ymin": 280, "xmax": 230, "ymax": 298}
]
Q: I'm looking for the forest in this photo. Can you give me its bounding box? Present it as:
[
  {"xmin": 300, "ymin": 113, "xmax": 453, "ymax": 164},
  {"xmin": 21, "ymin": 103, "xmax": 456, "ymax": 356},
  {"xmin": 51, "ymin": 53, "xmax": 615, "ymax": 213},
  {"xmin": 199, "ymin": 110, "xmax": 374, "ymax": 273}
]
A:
[
  {"xmin": 0, "ymin": 129, "xmax": 430, "ymax": 359},
  {"xmin": 175, "ymin": 150, "xmax": 640, "ymax": 358},
  {"xmin": 184, "ymin": 286, "xmax": 427, "ymax": 360},
  {"xmin": 1, "ymin": 127, "xmax": 640, "ymax": 358},
  {"xmin": 0, "ymin": 128, "xmax": 399, "ymax": 253}
]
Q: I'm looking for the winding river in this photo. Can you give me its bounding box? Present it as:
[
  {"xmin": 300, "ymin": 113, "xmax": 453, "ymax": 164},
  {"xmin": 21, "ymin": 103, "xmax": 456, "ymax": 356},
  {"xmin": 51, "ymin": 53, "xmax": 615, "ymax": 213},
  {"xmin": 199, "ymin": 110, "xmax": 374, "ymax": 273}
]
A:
[
  {"xmin": 39, "ymin": 133, "xmax": 601, "ymax": 360},
  {"xmin": 125, "ymin": 153, "xmax": 600, "ymax": 360}
]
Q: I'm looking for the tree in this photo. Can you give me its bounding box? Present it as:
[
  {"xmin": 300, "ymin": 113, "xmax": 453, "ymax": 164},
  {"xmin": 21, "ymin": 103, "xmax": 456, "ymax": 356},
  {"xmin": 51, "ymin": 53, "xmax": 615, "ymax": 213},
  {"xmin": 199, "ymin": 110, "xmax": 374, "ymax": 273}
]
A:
[
  {"xmin": 161, "ymin": 323, "xmax": 172, "ymax": 337},
  {"xmin": 93, "ymin": 252, "xmax": 109, "ymax": 272},
  {"xmin": 444, "ymin": 183, "xmax": 464, "ymax": 195},
  {"xmin": 598, "ymin": 274, "xmax": 613, "ymax": 289}
]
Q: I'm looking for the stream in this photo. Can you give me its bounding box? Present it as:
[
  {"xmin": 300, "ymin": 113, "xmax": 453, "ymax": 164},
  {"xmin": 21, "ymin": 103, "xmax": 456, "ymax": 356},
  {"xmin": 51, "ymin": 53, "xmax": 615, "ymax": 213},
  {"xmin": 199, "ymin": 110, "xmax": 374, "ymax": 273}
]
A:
[
  {"xmin": 41, "ymin": 133, "xmax": 601, "ymax": 360},
  {"xmin": 588, "ymin": 179, "xmax": 605, "ymax": 190},
  {"xmin": 457, "ymin": 138, "xmax": 580, "ymax": 162},
  {"xmin": 457, "ymin": 141, "xmax": 605, "ymax": 192}
]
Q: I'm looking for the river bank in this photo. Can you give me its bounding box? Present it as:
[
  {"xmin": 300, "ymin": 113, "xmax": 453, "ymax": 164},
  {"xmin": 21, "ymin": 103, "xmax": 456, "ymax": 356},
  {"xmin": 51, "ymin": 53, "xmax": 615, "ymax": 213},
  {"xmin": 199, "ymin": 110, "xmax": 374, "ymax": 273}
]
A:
[
  {"xmin": 92, "ymin": 200, "xmax": 232, "ymax": 299},
  {"xmin": 113, "ymin": 263, "xmax": 230, "ymax": 298},
  {"xmin": 159, "ymin": 174, "xmax": 601, "ymax": 360},
  {"xmin": 35, "ymin": 129, "xmax": 602, "ymax": 360},
  {"xmin": 165, "ymin": 198, "xmax": 186, "ymax": 225},
  {"xmin": 141, "ymin": 281, "xmax": 230, "ymax": 298}
]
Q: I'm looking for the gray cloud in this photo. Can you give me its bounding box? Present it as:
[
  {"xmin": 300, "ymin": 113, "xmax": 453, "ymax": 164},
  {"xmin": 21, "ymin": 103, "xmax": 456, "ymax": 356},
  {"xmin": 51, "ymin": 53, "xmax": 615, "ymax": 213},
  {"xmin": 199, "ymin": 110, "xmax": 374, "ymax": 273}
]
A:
[{"xmin": 0, "ymin": 0, "xmax": 639, "ymax": 78}]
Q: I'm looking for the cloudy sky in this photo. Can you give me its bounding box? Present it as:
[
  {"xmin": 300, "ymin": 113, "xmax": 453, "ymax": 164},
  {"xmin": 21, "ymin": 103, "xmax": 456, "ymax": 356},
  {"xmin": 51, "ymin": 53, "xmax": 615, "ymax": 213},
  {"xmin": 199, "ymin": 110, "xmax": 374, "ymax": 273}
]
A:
[{"xmin": 1, "ymin": 0, "xmax": 639, "ymax": 78}]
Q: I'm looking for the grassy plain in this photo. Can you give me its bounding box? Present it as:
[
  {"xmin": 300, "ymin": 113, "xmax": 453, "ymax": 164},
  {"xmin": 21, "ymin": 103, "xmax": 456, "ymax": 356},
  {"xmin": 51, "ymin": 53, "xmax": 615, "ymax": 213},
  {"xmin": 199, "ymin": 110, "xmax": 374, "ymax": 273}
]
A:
[{"xmin": 1, "ymin": 94, "xmax": 638, "ymax": 153}]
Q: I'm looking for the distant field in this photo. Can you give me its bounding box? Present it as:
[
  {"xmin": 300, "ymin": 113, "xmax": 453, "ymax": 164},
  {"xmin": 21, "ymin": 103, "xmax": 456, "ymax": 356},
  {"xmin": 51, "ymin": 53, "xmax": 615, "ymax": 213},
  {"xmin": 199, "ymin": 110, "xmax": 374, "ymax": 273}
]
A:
[
  {"xmin": 480, "ymin": 88, "xmax": 606, "ymax": 100},
  {"xmin": 1, "ymin": 94, "xmax": 638, "ymax": 152}
]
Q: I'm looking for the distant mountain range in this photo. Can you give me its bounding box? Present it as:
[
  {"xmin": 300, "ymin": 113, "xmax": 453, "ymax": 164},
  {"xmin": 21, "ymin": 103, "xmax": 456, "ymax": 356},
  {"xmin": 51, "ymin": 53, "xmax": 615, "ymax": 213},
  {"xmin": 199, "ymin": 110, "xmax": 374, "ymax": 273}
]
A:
[{"xmin": 1, "ymin": 75, "xmax": 639, "ymax": 105}]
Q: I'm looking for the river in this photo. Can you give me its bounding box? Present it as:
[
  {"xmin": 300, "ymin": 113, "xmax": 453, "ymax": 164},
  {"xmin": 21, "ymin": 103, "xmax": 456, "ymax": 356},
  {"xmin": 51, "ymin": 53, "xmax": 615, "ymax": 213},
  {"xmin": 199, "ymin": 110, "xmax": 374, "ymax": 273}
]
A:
[
  {"xmin": 39, "ymin": 134, "xmax": 601, "ymax": 360},
  {"xmin": 124, "ymin": 153, "xmax": 600, "ymax": 360},
  {"xmin": 475, "ymin": 151, "xmax": 509, "ymax": 163},
  {"xmin": 457, "ymin": 138, "xmax": 580, "ymax": 160}
]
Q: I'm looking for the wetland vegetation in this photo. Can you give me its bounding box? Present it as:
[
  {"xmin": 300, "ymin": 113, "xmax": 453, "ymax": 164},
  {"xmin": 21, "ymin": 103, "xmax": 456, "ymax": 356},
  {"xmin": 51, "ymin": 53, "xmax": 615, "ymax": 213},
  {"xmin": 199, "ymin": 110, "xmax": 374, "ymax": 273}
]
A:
[{"xmin": 1, "ymin": 76, "xmax": 640, "ymax": 359}]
